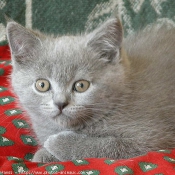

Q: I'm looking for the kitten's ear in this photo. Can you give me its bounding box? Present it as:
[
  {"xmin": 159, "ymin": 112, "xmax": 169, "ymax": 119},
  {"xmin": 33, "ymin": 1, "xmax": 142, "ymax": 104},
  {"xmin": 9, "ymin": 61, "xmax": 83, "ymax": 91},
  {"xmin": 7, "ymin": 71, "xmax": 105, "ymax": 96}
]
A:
[
  {"xmin": 87, "ymin": 18, "xmax": 123, "ymax": 63},
  {"xmin": 6, "ymin": 21, "xmax": 41, "ymax": 63}
]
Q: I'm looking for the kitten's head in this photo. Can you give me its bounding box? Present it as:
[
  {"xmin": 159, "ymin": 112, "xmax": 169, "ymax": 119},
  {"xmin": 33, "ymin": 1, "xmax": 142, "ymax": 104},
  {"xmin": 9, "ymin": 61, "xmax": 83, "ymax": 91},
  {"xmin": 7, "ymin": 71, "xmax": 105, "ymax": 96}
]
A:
[{"xmin": 6, "ymin": 18, "xmax": 129, "ymax": 129}]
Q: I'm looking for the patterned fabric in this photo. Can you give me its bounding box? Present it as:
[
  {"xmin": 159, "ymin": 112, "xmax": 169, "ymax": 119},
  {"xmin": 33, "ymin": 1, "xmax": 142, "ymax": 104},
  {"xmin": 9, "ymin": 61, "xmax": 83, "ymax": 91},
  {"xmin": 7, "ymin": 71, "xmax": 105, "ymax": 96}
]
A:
[
  {"xmin": 0, "ymin": 45, "xmax": 38, "ymax": 158},
  {"xmin": 1, "ymin": 0, "xmax": 175, "ymax": 44},
  {"xmin": 1, "ymin": 45, "xmax": 175, "ymax": 174}
]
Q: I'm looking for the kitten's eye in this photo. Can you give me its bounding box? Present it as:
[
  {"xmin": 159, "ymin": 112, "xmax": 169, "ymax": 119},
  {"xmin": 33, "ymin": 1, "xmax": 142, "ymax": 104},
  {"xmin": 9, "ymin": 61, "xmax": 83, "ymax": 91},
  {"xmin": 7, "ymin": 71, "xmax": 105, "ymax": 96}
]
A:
[
  {"xmin": 35, "ymin": 79, "xmax": 50, "ymax": 92},
  {"xmin": 73, "ymin": 80, "xmax": 90, "ymax": 93}
]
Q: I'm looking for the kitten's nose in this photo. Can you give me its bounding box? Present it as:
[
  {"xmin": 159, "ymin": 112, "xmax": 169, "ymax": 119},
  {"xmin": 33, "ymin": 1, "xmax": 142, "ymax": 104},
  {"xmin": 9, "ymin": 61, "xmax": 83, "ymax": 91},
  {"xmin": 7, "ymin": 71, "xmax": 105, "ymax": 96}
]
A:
[{"xmin": 57, "ymin": 102, "xmax": 68, "ymax": 112}]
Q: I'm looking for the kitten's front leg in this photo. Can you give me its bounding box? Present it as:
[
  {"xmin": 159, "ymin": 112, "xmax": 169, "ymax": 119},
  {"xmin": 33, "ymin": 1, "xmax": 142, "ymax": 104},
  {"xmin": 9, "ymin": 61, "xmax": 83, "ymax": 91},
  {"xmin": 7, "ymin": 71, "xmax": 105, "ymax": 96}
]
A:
[
  {"xmin": 44, "ymin": 131, "xmax": 86, "ymax": 161},
  {"xmin": 44, "ymin": 131, "xmax": 144, "ymax": 161},
  {"xmin": 32, "ymin": 147, "xmax": 59, "ymax": 163}
]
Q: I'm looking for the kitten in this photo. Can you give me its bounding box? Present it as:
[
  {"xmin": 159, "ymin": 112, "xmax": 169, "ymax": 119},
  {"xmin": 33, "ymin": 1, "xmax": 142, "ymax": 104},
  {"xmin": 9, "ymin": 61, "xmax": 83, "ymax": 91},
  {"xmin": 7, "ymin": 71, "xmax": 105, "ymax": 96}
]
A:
[{"xmin": 6, "ymin": 17, "xmax": 175, "ymax": 163}]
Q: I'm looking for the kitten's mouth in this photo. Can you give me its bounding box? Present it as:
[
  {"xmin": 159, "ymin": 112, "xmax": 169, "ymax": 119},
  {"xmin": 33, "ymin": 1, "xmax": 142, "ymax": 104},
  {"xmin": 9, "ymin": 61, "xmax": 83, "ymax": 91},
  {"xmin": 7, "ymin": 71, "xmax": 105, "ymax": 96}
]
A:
[
  {"xmin": 50, "ymin": 106, "xmax": 94, "ymax": 127},
  {"xmin": 52, "ymin": 111, "xmax": 70, "ymax": 119}
]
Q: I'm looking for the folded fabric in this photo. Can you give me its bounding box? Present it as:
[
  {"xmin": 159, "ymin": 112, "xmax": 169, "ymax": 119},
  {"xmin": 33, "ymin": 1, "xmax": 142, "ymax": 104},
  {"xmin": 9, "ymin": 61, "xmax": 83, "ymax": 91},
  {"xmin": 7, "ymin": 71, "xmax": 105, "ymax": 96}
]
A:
[{"xmin": 0, "ymin": 45, "xmax": 175, "ymax": 175}]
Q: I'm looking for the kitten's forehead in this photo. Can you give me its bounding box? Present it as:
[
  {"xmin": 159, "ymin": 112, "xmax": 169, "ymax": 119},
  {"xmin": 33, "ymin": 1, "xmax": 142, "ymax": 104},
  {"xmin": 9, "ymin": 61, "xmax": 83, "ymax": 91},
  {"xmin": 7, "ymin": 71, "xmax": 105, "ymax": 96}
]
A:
[
  {"xmin": 36, "ymin": 36, "xmax": 95, "ymax": 84},
  {"xmin": 44, "ymin": 36, "xmax": 87, "ymax": 63}
]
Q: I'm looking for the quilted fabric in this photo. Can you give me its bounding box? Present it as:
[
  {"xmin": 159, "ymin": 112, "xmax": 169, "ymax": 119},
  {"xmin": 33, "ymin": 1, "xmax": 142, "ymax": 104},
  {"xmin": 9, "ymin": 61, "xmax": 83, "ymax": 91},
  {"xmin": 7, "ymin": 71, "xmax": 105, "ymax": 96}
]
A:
[{"xmin": 1, "ymin": 45, "xmax": 175, "ymax": 175}]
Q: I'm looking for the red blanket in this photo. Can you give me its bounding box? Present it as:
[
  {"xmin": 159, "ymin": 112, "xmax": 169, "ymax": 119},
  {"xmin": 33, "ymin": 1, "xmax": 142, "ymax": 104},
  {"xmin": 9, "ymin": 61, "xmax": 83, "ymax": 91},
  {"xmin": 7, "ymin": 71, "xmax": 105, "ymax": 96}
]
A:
[{"xmin": 0, "ymin": 45, "xmax": 175, "ymax": 175}]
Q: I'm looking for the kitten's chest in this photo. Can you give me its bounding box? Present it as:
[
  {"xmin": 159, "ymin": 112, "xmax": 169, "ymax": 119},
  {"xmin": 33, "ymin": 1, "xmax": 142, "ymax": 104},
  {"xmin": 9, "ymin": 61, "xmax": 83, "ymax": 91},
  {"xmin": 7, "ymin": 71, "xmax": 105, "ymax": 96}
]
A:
[
  {"xmin": 79, "ymin": 118, "xmax": 113, "ymax": 137},
  {"xmin": 32, "ymin": 119, "xmax": 61, "ymax": 145}
]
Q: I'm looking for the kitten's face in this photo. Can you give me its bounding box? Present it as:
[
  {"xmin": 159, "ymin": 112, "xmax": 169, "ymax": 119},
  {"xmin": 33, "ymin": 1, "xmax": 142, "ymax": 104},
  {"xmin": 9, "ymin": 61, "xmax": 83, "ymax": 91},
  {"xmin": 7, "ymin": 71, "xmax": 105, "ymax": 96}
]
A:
[{"xmin": 7, "ymin": 18, "xmax": 126, "ymax": 129}]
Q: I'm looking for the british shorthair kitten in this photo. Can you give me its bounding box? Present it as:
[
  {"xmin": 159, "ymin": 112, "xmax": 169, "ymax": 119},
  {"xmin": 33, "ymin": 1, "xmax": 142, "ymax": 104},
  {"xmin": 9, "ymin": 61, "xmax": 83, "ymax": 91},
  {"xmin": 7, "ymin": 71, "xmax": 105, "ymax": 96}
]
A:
[{"xmin": 6, "ymin": 18, "xmax": 175, "ymax": 163}]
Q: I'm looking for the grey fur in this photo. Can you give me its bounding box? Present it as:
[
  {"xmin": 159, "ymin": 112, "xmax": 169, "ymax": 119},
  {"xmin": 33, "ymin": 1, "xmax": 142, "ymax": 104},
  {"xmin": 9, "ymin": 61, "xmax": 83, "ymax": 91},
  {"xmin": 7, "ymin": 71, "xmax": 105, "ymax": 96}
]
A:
[{"xmin": 6, "ymin": 18, "xmax": 175, "ymax": 163}]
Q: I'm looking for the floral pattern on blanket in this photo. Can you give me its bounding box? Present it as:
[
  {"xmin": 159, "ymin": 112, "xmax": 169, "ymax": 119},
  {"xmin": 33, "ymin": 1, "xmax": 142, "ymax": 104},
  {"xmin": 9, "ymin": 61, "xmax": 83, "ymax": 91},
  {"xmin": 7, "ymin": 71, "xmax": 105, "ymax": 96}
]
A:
[{"xmin": 1, "ymin": 0, "xmax": 175, "ymax": 44}]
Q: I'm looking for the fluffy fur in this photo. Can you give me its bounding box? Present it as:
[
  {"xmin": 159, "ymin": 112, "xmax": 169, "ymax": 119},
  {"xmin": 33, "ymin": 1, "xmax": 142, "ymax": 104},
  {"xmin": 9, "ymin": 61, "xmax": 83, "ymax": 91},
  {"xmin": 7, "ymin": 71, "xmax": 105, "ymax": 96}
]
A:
[{"xmin": 6, "ymin": 18, "xmax": 175, "ymax": 162}]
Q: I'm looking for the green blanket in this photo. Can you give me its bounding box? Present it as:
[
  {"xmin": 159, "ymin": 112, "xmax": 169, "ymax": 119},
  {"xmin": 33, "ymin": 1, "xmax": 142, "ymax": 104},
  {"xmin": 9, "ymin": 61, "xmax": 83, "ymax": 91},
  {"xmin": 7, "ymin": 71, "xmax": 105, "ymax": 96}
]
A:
[{"xmin": 0, "ymin": 0, "xmax": 175, "ymax": 44}]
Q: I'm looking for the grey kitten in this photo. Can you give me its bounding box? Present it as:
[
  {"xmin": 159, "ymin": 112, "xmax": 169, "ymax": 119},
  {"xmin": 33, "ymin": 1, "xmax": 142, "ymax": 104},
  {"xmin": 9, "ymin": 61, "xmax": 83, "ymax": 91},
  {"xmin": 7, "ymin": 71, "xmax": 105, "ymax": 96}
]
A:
[{"xmin": 6, "ymin": 17, "xmax": 175, "ymax": 163}]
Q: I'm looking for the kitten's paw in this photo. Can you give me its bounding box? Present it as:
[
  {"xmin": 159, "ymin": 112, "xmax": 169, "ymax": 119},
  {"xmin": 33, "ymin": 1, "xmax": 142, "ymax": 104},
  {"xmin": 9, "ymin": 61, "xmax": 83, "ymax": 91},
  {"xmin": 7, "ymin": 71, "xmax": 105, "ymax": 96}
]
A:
[
  {"xmin": 44, "ymin": 131, "xmax": 86, "ymax": 161},
  {"xmin": 32, "ymin": 147, "xmax": 59, "ymax": 163}
]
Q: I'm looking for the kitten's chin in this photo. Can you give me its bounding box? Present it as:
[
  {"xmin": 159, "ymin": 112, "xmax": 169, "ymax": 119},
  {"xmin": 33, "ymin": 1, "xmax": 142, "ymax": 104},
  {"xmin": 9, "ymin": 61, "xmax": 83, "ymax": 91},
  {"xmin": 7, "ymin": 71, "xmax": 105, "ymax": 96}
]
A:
[{"xmin": 52, "ymin": 113, "xmax": 85, "ymax": 130}]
